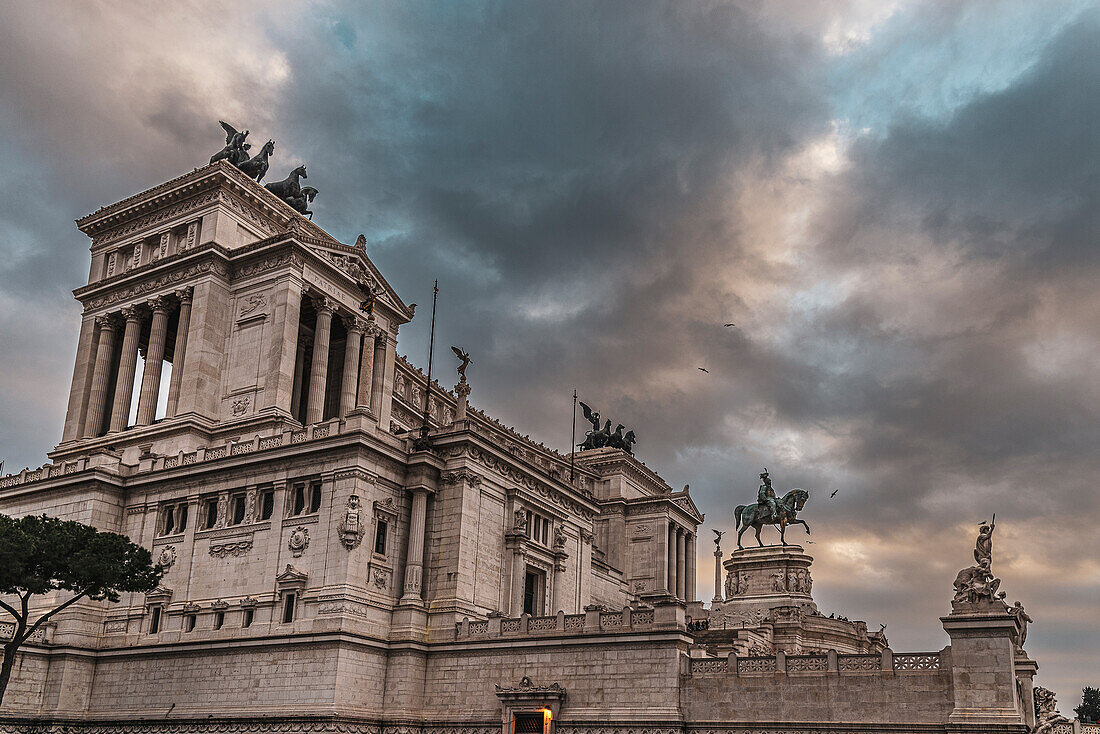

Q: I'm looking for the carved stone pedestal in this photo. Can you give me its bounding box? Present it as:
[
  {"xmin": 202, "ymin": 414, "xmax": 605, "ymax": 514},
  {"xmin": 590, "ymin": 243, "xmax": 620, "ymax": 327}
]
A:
[{"xmin": 713, "ymin": 544, "xmax": 817, "ymax": 625}]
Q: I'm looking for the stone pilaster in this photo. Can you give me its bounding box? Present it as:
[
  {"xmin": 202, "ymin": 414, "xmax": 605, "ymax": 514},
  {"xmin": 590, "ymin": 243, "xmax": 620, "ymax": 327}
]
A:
[
  {"xmin": 305, "ymin": 296, "xmax": 333, "ymax": 424},
  {"xmin": 83, "ymin": 315, "xmax": 119, "ymax": 438},
  {"xmin": 109, "ymin": 304, "xmax": 144, "ymax": 432},
  {"xmin": 165, "ymin": 288, "xmax": 192, "ymax": 417},
  {"xmin": 135, "ymin": 295, "xmax": 171, "ymax": 426}
]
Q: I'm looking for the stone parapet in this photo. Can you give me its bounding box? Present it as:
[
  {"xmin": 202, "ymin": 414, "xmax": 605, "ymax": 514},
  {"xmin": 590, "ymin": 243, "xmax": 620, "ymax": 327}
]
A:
[
  {"xmin": 454, "ymin": 605, "xmax": 675, "ymax": 640},
  {"xmin": 686, "ymin": 648, "xmax": 944, "ymax": 677}
]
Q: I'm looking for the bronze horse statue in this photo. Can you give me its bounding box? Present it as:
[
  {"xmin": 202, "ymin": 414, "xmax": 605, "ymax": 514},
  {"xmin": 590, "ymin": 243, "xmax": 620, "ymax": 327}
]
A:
[
  {"xmin": 237, "ymin": 139, "xmax": 275, "ymax": 182},
  {"xmin": 735, "ymin": 488, "xmax": 809, "ymax": 548},
  {"xmin": 287, "ymin": 186, "xmax": 319, "ymax": 219},
  {"xmin": 265, "ymin": 165, "xmax": 307, "ymax": 202}
]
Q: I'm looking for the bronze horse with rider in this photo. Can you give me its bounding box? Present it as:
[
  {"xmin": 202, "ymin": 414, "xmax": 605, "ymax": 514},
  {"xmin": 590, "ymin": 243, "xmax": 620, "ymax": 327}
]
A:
[{"xmin": 735, "ymin": 487, "xmax": 810, "ymax": 548}]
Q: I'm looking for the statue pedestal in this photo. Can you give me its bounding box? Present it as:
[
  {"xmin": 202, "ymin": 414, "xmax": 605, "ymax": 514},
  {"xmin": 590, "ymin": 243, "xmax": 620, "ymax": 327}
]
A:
[{"xmin": 712, "ymin": 544, "xmax": 817, "ymax": 625}]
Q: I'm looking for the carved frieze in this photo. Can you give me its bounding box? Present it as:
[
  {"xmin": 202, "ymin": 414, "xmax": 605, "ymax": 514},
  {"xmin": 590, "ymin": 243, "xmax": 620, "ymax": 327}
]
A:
[
  {"xmin": 83, "ymin": 259, "xmax": 229, "ymax": 311},
  {"xmin": 92, "ymin": 190, "xmax": 220, "ymax": 247},
  {"xmin": 210, "ymin": 540, "xmax": 252, "ymax": 558}
]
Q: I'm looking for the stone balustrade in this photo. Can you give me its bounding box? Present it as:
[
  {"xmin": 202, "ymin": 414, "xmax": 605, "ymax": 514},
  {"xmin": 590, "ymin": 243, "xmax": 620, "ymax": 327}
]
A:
[
  {"xmin": 0, "ymin": 418, "xmax": 344, "ymax": 492},
  {"xmin": 687, "ymin": 649, "xmax": 944, "ymax": 677},
  {"xmin": 453, "ymin": 605, "xmax": 680, "ymax": 640}
]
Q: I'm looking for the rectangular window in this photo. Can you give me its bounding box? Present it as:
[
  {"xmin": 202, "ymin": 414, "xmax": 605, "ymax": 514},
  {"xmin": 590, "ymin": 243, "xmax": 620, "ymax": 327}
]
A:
[
  {"xmin": 282, "ymin": 593, "xmax": 296, "ymax": 623},
  {"xmin": 290, "ymin": 483, "xmax": 306, "ymax": 516},
  {"xmin": 184, "ymin": 613, "xmax": 196, "ymax": 632},
  {"xmin": 148, "ymin": 606, "xmax": 162, "ymax": 634},
  {"xmin": 513, "ymin": 713, "xmax": 544, "ymax": 734},
  {"xmin": 158, "ymin": 502, "xmax": 188, "ymax": 536},
  {"xmin": 525, "ymin": 511, "xmax": 551, "ymax": 546},
  {"xmin": 213, "ymin": 611, "xmax": 225, "ymax": 630},
  {"xmin": 523, "ymin": 568, "xmax": 545, "ymax": 616},
  {"xmin": 259, "ymin": 487, "xmax": 274, "ymax": 520},
  {"xmin": 374, "ymin": 519, "xmax": 388, "ymax": 556},
  {"xmin": 229, "ymin": 492, "xmax": 246, "ymax": 525},
  {"xmin": 202, "ymin": 497, "xmax": 219, "ymax": 529},
  {"xmin": 309, "ymin": 481, "xmax": 322, "ymax": 513},
  {"xmin": 242, "ymin": 609, "xmax": 254, "ymax": 628}
]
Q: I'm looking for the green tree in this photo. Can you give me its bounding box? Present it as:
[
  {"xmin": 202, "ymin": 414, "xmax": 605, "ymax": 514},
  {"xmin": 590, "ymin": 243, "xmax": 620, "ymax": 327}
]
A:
[
  {"xmin": 1076, "ymin": 686, "xmax": 1100, "ymax": 724},
  {"xmin": 0, "ymin": 513, "xmax": 163, "ymax": 706}
]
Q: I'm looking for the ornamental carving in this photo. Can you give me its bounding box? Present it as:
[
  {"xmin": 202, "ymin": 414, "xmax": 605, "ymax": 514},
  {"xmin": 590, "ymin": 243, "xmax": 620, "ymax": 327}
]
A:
[
  {"xmin": 239, "ymin": 293, "xmax": 267, "ymax": 317},
  {"xmin": 93, "ymin": 190, "xmax": 220, "ymax": 247},
  {"xmin": 372, "ymin": 567, "xmax": 390, "ymax": 590},
  {"xmin": 231, "ymin": 396, "xmax": 251, "ymax": 416},
  {"xmin": 288, "ymin": 526, "xmax": 311, "ymax": 557},
  {"xmin": 157, "ymin": 545, "xmax": 177, "ymax": 570},
  {"xmin": 233, "ymin": 252, "xmax": 304, "ymax": 280},
  {"xmin": 338, "ymin": 494, "xmax": 363, "ymax": 550},
  {"xmin": 84, "ymin": 259, "xmax": 228, "ymax": 310},
  {"xmin": 210, "ymin": 540, "xmax": 252, "ymax": 558},
  {"xmin": 442, "ymin": 469, "xmax": 482, "ymax": 487}
]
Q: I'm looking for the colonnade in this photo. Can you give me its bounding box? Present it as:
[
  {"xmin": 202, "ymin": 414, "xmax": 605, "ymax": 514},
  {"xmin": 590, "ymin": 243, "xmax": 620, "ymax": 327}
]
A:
[
  {"xmin": 83, "ymin": 289, "xmax": 193, "ymax": 438},
  {"xmin": 666, "ymin": 523, "xmax": 697, "ymax": 601},
  {"xmin": 293, "ymin": 293, "xmax": 387, "ymax": 424}
]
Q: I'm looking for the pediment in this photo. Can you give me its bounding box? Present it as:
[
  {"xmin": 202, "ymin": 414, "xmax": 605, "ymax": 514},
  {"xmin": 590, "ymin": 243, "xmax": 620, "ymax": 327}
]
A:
[{"xmin": 299, "ymin": 240, "xmax": 412, "ymax": 324}]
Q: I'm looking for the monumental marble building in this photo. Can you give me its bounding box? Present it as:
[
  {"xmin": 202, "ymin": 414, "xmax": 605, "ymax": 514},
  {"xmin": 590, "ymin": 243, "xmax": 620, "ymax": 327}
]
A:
[{"xmin": 0, "ymin": 161, "xmax": 1075, "ymax": 734}]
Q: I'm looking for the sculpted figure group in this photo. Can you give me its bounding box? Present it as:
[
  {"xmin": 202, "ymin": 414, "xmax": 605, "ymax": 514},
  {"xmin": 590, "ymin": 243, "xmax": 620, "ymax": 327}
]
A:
[
  {"xmin": 952, "ymin": 517, "xmax": 1006, "ymax": 607},
  {"xmin": 209, "ymin": 121, "xmax": 318, "ymax": 219},
  {"xmin": 577, "ymin": 402, "xmax": 636, "ymax": 453}
]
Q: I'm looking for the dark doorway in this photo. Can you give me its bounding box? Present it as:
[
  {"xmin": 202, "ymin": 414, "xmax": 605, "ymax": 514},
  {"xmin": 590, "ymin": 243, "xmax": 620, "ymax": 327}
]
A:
[
  {"xmin": 523, "ymin": 568, "xmax": 545, "ymax": 616},
  {"xmin": 513, "ymin": 713, "xmax": 543, "ymax": 734}
]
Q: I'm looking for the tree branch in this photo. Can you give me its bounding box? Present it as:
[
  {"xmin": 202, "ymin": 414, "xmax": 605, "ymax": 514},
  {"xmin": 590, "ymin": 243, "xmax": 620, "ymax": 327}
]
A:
[
  {"xmin": 0, "ymin": 597, "xmax": 21, "ymax": 624},
  {"xmin": 21, "ymin": 591, "xmax": 89, "ymax": 643}
]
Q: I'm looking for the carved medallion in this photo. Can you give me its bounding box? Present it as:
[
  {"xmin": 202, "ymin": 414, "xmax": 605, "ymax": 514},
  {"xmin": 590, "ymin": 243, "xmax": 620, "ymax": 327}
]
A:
[{"xmin": 288, "ymin": 526, "xmax": 311, "ymax": 557}]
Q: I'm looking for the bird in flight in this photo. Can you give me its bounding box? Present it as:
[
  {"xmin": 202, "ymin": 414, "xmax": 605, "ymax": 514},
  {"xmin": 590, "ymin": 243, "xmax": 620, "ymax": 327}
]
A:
[
  {"xmin": 697, "ymin": 367, "xmax": 709, "ymax": 373},
  {"xmin": 724, "ymin": 323, "xmax": 736, "ymax": 327},
  {"xmin": 830, "ymin": 489, "xmax": 839, "ymax": 498}
]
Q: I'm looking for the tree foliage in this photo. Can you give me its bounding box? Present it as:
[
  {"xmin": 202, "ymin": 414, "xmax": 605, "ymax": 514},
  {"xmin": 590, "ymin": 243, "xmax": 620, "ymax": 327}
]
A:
[
  {"xmin": 1076, "ymin": 686, "xmax": 1100, "ymax": 724},
  {"xmin": 0, "ymin": 513, "xmax": 163, "ymax": 706}
]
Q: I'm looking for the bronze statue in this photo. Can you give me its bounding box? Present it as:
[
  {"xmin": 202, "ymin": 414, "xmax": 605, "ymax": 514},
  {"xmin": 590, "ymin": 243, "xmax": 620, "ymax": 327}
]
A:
[
  {"xmin": 359, "ymin": 283, "xmax": 383, "ymax": 317},
  {"xmin": 577, "ymin": 401, "xmax": 635, "ymax": 453},
  {"xmin": 286, "ymin": 186, "xmax": 318, "ymax": 219},
  {"xmin": 734, "ymin": 469, "xmax": 810, "ymax": 548},
  {"xmin": 265, "ymin": 164, "xmax": 308, "ymax": 203},
  {"xmin": 210, "ymin": 121, "xmax": 250, "ymax": 165},
  {"xmin": 237, "ymin": 139, "xmax": 275, "ymax": 182},
  {"xmin": 451, "ymin": 346, "xmax": 472, "ymax": 382}
]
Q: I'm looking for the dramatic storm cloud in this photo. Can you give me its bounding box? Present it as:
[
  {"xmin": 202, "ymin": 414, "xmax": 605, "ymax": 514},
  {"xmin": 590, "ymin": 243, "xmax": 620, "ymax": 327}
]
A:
[{"xmin": 0, "ymin": 0, "xmax": 1096, "ymax": 708}]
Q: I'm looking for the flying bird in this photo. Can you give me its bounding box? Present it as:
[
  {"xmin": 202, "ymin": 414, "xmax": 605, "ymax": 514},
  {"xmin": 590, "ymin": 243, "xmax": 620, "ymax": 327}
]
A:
[
  {"xmin": 724, "ymin": 323, "xmax": 736, "ymax": 327},
  {"xmin": 697, "ymin": 367, "xmax": 709, "ymax": 373},
  {"xmin": 830, "ymin": 489, "xmax": 839, "ymax": 498}
]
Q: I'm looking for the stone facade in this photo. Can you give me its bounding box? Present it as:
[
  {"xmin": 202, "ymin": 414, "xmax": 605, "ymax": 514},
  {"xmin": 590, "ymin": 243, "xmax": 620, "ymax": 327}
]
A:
[{"xmin": 0, "ymin": 164, "xmax": 1049, "ymax": 733}]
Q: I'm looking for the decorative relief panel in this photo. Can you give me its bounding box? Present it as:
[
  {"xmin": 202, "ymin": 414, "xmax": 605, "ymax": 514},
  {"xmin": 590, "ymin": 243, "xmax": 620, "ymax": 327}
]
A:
[{"xmin": 288, "ymin": 526, "xmax": 311, "ymax": 557}]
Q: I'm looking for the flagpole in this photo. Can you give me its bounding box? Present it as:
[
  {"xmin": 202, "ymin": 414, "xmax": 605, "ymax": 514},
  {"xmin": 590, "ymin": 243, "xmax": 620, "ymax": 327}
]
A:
[
  {"xmin": 569, "ymin": 389, "xmax": 577, "ymax": 482},
  {"xmin": 417, "ymin": 280, "xmax": 439, "ymax": 448}
]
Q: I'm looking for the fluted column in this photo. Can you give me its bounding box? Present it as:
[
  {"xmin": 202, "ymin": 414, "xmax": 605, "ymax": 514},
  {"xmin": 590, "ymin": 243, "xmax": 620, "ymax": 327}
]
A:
[
  {"xmin": 109, "ymin": 305, "xmax": 144, "ymax": 432},
  {"xmin": 290, "ymin": 334, "xmax": 310, "ymax": 422},
  {"xmin": 83, "ymin": 315, "xmax": 119, "ymax": 438},
  {"xmin": 667, "ymin": 524, "xmax": 678, "ymax": 599},
  {"xmin": 369, "ymin": 333, "xmax": 388, "ymax": 417},
  {"xmin": 135, "ymin": 296, "xmax": 171, "ymax": 426},
  {"xmin": 305, "ymin": 297, "xmax": 333, "ymax": 424},
  {"xmin": 510, "ymin": 547, "xmax": 527, "ymax": 615},
  {"xmin": 401, "ymin": 488, "xmax": 429, "ymax": 604},
  {"xmin": 551, "ymin": 563, "xmax": 563, "ymax": 614},
  {"xmin": 677, "ymin": 528, "xmax": 687, "ymax": 599},
  {"xmin": 339, "ymin": 316, "xmax": 365, "ymax": 417},
  {"xmin": 165, "ymin": 288, "xmax": 192, "ymax": 417},
  {"xmin": 686, "ymin": 532, "xmax": 696, "ymax": 601},
  {"xmin": 356, "ymin": 322, "xmax": 381, "ymax": 412},
  {"xmin": 656, "ymin": 519, "xmax": 669, "ymax": 592}
]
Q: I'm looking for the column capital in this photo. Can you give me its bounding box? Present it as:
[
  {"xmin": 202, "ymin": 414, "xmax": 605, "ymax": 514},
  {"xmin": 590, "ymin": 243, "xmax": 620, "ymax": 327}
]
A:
[
  {"xmin": 342, "ymin": 314, "xmax": 368, "ymax": 334},
  {"xmin": 311, "ymin": 294, "xmax": 334, "ymax": 314},
  {"xmin": 148, "ymin": 294, "xmax": 172, "ymax": 313},
  {"xmin": 174, "ymin": 287, "xmax": 193, "ymax": 305},
  {"xmin": 120, "ymin": 304, "xmax": 145, "ymax": 322},
  {"xmin": 94, "ymin": 314, "xmax": 119, "ymax": 331}
]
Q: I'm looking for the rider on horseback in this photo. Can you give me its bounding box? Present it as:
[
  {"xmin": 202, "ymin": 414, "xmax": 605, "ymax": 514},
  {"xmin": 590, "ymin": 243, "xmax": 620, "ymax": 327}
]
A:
[{"xmin": 758, "ymin": 468, "xmax": 780, "ymax": 523}]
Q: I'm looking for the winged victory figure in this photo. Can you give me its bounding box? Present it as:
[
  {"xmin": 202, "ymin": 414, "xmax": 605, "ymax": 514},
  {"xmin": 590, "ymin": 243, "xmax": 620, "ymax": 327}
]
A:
[
  {"xmin": 210, "ymin": 121, "xmax": 250, "ymax": 166},
  {"xmin": 451, "ymin": 346, "xmax": 472, "ymax": 382}
]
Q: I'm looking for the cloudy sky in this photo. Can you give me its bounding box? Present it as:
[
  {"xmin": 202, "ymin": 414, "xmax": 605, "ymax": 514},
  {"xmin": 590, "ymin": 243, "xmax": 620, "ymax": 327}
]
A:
[{"xmin": 1, "ymin": 0, "xmax": 1097, "ymax": 711}]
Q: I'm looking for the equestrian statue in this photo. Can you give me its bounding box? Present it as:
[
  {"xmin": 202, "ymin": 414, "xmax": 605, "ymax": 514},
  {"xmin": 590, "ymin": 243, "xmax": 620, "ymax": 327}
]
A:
[
  {"xmin": 734, "ymin": 468, "xmax": 810, "ymax": 548},
  {"xmin": 208, "ymin": 122, "xmax": 320, "ymax": 216},
  {"xmin": 577, "ymin": 401, "xmax": 637, "ymax": 454}
]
